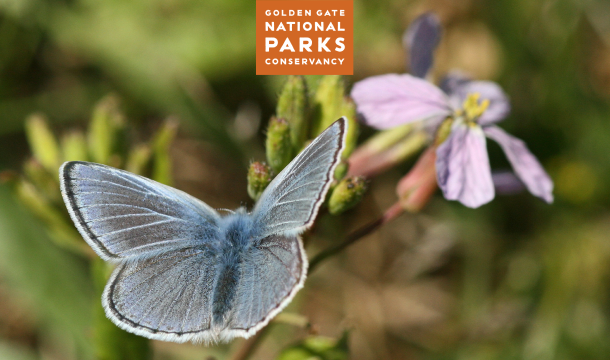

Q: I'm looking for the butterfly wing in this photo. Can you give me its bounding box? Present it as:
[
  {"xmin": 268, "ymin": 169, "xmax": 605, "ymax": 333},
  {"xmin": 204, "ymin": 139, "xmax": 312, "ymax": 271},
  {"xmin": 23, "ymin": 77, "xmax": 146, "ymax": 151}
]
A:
[
  {"xmin": 63, "ymin": 117, "xmax": 346, "ymax": 343},
  {"xmin": 60, "ymin": 161, "xmax": 221, "ymax": 261},
  {"xmin": 252, "ymin": 118, "xmax": 347, "ymax": 239},
  {"xmin": 226, "ymin": 234, "xmax": 306, "ymax": 338},
  {"xmin": 103, "ymin": 246, "xmax": 219, "ymax": 343},
  {"xmin": 103, "ymin": 234, "xmax": 306, "ymax": 343}
]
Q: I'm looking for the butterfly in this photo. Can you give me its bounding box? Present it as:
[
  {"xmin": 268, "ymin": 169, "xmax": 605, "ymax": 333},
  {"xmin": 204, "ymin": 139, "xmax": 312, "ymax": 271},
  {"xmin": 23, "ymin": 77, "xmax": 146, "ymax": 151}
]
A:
[{"xmin": 59, "ymin": 118, "xmax": 347, "ymax": 343}]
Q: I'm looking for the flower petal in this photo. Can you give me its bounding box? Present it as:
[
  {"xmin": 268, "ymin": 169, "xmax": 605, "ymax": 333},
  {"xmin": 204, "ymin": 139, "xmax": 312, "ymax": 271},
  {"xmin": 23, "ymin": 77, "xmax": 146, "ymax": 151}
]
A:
[
  {"xmin": 442, "ymin": 72, "xmax": 510, "ymax": 125},
  {"xmin": 403, "ymin": 13, "xmax": 442, "ymax": 78},
  {"xmin": 436, "ymin": 122, "xmax": 495, "ymax": 208},
  {"xmin": 484, "ymin": 126, "xmax": 554, "ymax": 203},
  {"xmin": 492, "ymin": 171, "xmax": 525, "ymax": 194},
  {"xmin": 351, "ymin": 74, "xmax": 452, "ymax": 129},
  {"xmin": 440, "ymin": 71, "xmax": 471, "ymax": 99}
]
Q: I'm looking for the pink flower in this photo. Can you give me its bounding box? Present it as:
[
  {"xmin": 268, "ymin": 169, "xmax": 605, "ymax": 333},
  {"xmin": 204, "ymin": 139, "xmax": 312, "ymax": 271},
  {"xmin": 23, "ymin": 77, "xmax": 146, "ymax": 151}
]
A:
[{"xmin": 350, "ymin": 14, "xmax": 553, "ymax": 208}]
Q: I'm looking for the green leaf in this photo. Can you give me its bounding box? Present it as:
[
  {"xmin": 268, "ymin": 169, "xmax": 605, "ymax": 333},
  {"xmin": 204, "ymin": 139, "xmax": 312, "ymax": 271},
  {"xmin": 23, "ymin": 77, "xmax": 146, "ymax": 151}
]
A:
[
  {"xmin": 277, "ymin": 332, "xmax": 349, "ymax": 360},
  {"xmin": 91, "ymin": 258, "xmax": 150, "ymax": 360},
  {"xmin": 88, "ymin": 95, "xmax": 125, "ymax": 164},
  {"xmin": 24, "ymin": 113, "xmax": 61, "ymax": 175},
  {"xmin": 125, "ymin": 144, "xmax": 152, "ymax": 176},
  {"xmin": 23, "ymin": 158, "xmax": 60, "ymax": 203},
  {"xmin": 0, "ymin": 184, "xmax": 94, "ymax": 359},
  {"xmin": 14, "ymin": 180, "xmax": 87, "ymax": 255},
  {"xmin": 151, "ymin": 118, "xmax": 179, "ymax": 186},
  {"xmin": 62, "ymin": 130, "xmax": 89, "ymax": 162},
  {"xmin": 0, "ymin": 341, "xmax": 39, "ymax": 360}
]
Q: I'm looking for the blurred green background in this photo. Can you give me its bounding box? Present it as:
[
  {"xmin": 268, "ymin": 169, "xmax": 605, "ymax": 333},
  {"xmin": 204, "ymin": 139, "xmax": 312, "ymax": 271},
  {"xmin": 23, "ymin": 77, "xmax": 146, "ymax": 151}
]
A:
[{"xmin": 1, "ymin": 0, "xmax": 610, "ymax": 359}]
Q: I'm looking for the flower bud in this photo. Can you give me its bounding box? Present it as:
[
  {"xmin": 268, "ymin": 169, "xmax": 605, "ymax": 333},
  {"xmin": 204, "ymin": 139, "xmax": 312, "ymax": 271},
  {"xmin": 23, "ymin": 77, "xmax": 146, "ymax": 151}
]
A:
[
  {"xmin": 88, "ymin": 95, "xmax": 125, "ymax": 164},
  {"xmin": 24, "ymin": 113, "xmax": 60, "ymax": 174},
  {"xmin": 434, "ymin": 118, "xmax": 454, "ymax": 146},
  {"xmin": 334, "ymin": 161, "xmax": 349, "ymax": 181},
  {"xmin": 396, "ymin": 147, "xmax": 438, "ymax": 212},
  {"xmin": 328, "ymin": 176, "xmax": 368, "ymax": 215},
  {"xmin": 152, "ymin": 118, "xmax": 179, "ymax": 186},
  {"xmin": 125, "ymin": 144, "xmax": 152, "ymax": 176},
  {"xmin": 360, "ymin": 124, "xmax": 414, "ymax": 154},
  {"xmin": 311, "ymin": 75, "xmax": 344, "ymax": 137},
  {"xmin": 24, "ymin": 159, "xmax": 60, "ymax": 202},
  {"xmin": 266, "ymin": 117, "xmax": 293, "ymax": 173},
  {"xmin": 247, "ymin": 162, "xmax": 272, "ymax": 201},
  {"xmin": 340, "ymin": 99, "xmax": 359, "ymax": 160},
  {"xmin": 348, "ymin": 127, "xmax": 427, "ymax": 177},
  {"xmin": 61, "ymin": 130, "xmax": 89, "ymax": 162},
  {"xmin": 277, "ymin": 76, "xmax": 309, "ymax": 151}
]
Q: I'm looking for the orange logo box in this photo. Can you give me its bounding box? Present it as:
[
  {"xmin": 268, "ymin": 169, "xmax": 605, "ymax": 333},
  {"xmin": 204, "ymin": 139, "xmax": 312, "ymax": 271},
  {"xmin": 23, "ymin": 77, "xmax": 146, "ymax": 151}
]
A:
[{"xmin": 256, "ymin": 0, "xmax": 353, "ymax": 75}]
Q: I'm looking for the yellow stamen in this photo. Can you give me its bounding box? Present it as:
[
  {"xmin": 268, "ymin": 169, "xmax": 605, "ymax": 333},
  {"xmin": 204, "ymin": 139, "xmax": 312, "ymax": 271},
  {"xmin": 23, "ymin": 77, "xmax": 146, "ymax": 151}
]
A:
[{"xmin": 462, "ymin": 93, "xmax": 490, "ymax": 121}]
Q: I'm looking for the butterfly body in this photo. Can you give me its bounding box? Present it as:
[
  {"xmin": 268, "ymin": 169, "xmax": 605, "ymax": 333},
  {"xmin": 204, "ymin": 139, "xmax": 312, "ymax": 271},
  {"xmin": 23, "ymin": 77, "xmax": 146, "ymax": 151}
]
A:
[
  {"xmin": 60, "ymin": 118, "xmax": 346, "ymax": 343},
  {"xmin": 203, "ymin": 212, "xmax": 303, "ymax": 330}
]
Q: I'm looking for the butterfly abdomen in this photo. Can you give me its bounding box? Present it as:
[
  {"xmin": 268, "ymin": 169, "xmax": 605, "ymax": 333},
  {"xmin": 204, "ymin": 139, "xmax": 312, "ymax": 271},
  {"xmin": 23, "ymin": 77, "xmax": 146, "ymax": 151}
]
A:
[
  {"xmin": 211, "ymin": 250, "xmax": 241, "ymax": 327},
  {"xmin": 211, "ymin": 214, "xmax": 255, "ymax": 329}
]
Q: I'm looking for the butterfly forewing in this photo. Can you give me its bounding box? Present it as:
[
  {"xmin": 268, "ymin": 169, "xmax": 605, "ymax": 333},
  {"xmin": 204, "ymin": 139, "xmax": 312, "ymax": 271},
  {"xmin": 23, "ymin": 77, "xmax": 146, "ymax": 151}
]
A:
[
  {"xmin": 252, "ymin": 117, "xmax": 347, "ymax": 239},
  {"xmin": 60, "ymin": 161, "xmax": 220, "ymax": 260}
]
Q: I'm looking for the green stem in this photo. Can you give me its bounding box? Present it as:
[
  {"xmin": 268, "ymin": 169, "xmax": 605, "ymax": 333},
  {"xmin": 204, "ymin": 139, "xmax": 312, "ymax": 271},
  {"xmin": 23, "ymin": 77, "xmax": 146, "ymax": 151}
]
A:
[
  {"xmin": 308, "ymin": 202, "xmax": 404, "ymax": 273},
  {"xmin": 229, "ymin": 324, "xmax": 273, "ymax": 360}
]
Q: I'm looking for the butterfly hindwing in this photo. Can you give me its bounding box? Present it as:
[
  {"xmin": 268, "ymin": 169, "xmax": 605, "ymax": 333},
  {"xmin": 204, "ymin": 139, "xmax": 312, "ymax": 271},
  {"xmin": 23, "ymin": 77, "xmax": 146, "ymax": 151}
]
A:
[
  {"xmin": 228, "ymin": 234, "xmax": 306, "ymax": 335},
  {"xmin": 103, "ymin": 234, "xmax": 305, "ymax": 343},
  {"xmin": 103, "ymin": 246, "xmax": 218, "ymax": 343},
  {"xmin": 60, "ymin": 161, "xmax": 220, "ymax": 261}
]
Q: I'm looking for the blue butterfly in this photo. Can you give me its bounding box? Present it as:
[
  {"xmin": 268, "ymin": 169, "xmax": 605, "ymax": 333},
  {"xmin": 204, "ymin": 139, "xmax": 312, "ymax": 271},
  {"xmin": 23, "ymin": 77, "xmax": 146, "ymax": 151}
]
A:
[{"xmin": 59, "ymin": 118, "xmax": 347, "ymax": 343}]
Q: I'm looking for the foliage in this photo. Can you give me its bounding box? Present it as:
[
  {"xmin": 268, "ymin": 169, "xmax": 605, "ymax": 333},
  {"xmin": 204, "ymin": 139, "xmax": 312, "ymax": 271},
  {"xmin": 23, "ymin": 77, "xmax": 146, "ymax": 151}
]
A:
[
  {"xmin": 0, "ymin": 1, "xmax": 609, "ymax": 360},
  {"xmin": 4, "ymin": 95, "xmax": 179, "ymax": 359}
]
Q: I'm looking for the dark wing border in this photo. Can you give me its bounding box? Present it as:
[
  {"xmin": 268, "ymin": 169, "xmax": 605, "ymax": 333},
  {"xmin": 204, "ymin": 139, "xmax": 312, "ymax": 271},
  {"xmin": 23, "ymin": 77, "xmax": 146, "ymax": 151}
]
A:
[
  {"xmin": 61, "ymin": 161, "xmax": 118, "ymax": 260},
  {"xmin": 60, "ymin": 161, "xmax": 220, "ymax": 262},
  {"xmin": 252, "ymin": 118, "xmax": 347, "ymax": 238}
]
